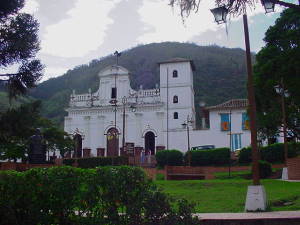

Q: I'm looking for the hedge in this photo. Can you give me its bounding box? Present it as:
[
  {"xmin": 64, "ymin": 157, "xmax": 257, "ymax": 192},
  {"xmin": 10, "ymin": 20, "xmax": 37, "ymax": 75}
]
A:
[
  {"xmin": 63, "ymin": 156, "xmax": 128, "ymax": 168},
  {"xmin": 187, "ymin": 147, "xmax": 230, "ymax": 166},
  {"xmin": 155, "ymin": 150, "xmax": 183, "ymax": 167},
  {"xmin": 238, "ymin": 142, "xmax": 299, "ymax": 164},
  {"xmin": 257, "ymin": 160, "xmax": 272, "ymax": 178},
  {"xmin": 0, "ymin": 166, "xmax": 200, "ymax": 225}
]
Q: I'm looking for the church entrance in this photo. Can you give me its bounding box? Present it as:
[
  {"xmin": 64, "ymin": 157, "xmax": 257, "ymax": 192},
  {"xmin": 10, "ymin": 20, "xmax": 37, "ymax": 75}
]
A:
[
  {"xmin": 106, "ymin": 127, "xmax": 119, "ymax": 156},
  {"xmin": 144, "ymin": 131, "xmax": 155, "ymax": 155}
]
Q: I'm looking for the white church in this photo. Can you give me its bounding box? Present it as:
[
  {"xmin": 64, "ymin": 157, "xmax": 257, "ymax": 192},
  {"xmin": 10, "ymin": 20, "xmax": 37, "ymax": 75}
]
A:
[{"xmin": 64, "ymin": 58, "xmax": 251, "ymax": 158}]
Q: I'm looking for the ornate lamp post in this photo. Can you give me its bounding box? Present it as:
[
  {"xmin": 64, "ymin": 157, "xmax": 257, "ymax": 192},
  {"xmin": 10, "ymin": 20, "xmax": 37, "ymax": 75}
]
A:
[
  {"xmin": 182, "ymin": 115, "xmax": 193, "ymax": 166},
  {"xmin": 121, "ymin": 96, "xmax": 137, "ymax": 157},
  {"xmin": 199, "ymin": 101, "xmax": 206, "ymax": 129},
  {"xmin": 261, "ymin": 0, "xmax": 275, "ymax": 13},
  {"xmin": 274, "ymin": 79, "xmax": 290, "ymax": 180},
  {"xmin": 122, "ymin": 96, "xmax": 127, "ymax": 153},
  {"xmin": 211, "ymin": 5, "xmax": 265, "ymax": 211},
  {"xmin": 210, "ymin": 6, "xmax": 228, "ymax": 24}
]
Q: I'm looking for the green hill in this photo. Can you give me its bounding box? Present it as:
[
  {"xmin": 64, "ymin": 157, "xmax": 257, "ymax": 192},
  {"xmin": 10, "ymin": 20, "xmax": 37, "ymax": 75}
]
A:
[
  {"xmin": 29, "ymin": 42, "xmax": 249, "ymax": 125},
  {"xmin": 0, "ymin": 92, "xmax": 34, "ymax": 113}
]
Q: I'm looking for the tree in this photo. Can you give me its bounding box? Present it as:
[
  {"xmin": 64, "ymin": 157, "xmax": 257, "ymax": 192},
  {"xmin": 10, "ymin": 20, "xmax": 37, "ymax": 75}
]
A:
[
  {"xmin": 169, "ymin": 0, "xmax": 300, "ymax": 18},
  {"xmin": 0, "ymin": 101, "xmax": 73, "ymax": 161},
  {"xmin": 0, "ymin": 0, "xmax": 43, "ymax": 99},
  {"xmin": 254, "ymin": 8, "xmax": 300, "ymax": 141}
]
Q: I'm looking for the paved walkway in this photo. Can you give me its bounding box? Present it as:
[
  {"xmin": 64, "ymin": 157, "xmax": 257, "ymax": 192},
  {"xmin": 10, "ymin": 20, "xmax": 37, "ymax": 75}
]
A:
[{"xmin": 195, "ymin": 211, "xmax": 300, "ymax": 220}]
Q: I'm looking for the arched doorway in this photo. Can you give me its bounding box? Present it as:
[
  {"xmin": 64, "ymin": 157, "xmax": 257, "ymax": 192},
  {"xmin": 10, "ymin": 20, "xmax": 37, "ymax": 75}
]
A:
[
  {"xmin": 107, "ymin": 127, "xmax": 119, "ymax": 156},
  {"xmin": 144, "ymin": 131, "xmax": 155, "ymax": 155}
]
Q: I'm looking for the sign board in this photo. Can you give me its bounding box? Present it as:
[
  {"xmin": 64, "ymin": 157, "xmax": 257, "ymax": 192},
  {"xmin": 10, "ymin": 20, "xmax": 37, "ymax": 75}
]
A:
[{"xmin": 126, "ymin": 142, "xmax": 135, "ymax": 156}]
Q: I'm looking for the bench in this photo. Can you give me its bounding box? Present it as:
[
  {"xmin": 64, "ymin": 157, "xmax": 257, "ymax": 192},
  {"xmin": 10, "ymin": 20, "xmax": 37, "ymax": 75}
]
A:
[{"xmin": 165, "ymin": 166, "xmax": 207, "ymax": 180}]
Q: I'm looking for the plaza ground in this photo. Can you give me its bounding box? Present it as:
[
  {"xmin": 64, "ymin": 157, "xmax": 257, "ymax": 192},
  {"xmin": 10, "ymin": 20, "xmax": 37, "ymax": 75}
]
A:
[{"xmin": 155, "ymin": 173, "xmax": 300, "ymax": 213}]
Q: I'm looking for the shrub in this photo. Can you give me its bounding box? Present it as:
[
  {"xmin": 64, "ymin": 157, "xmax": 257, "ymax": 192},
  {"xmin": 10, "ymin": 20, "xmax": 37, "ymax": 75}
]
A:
[
  {"xmin": 155, "ymin": 150, "xmax": 183, "ymax": 167},
  {"xmin": 156, "ymin": 173, "xmax": 165, "ymax": 180},
  {"xmin": 62, "ymin": 158, "xmax": 75, "ymax": 166},
  {"xmin": 187, "ymin": 148, "xmax": 230, "ymax": 166},
  {"xmin": 0, "ymin": 166, "xmax": 85, "ymax": 225},
  {"xmin": 0, "ymin": 166, "xmax": 200, "ymax": 225},
  {"xmin": 238, "ymin": 147, "xmax": 252, "ymax": 164},
  {"xmin": 63, "ymin": 156, "xmax": 128, "ymax": 168},
  {"xmin": 257, "ymin": 160, "xmax": 272, "ymax": 179},
  {"xmin": 238, "ymin": 142, "xmax": 299, "ymax": 164}
]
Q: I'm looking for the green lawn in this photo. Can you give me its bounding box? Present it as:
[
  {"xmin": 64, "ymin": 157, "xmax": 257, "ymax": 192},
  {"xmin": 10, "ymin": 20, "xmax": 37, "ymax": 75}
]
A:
[{"xmin": 154, "ymin": 176, "xmax": 300, "ymax": 213}]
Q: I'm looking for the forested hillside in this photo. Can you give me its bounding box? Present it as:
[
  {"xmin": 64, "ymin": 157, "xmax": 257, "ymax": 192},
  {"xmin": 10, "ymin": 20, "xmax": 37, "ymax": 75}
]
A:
[{"xmin": 29, "ymin": 42, "xmax": 250, "ymax": 124}]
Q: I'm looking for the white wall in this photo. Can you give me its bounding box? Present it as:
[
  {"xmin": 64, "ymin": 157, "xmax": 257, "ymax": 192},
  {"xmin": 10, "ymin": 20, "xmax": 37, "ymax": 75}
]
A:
[{"xmin": 64, "ymin": 62, "xmax": 251, "ymax": 156}]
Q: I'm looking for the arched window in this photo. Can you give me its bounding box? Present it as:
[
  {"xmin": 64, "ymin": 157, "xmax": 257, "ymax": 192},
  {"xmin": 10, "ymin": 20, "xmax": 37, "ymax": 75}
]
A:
[
  {"xmin": 173, "ymin": 95, "xmax": 178, "ymax": 103},
  {"xmin": 174, "ymin": 112, "xmax": 178, "ymax": 119},
  {"xmin": 173, "ymin": 70, "xmax": 178, "ymax": 78}
]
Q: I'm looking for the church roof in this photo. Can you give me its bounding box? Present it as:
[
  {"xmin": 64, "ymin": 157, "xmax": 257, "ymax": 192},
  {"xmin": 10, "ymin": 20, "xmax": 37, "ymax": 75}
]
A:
[
  {"xmin": 98, "ymin": 65, "xmax": 129, "ymax": 77},
  {"xmin": 206, "ymin": 99, "xmax": 248, "ymax": 111},
  {"xmin": 158, "ymin": 58, "xmax": 196, "ymax": 71}
]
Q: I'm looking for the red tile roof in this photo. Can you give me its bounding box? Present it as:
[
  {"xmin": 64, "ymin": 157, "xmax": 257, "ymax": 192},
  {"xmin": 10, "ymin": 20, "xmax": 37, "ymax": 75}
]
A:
[{"xmin": 205, "ymin": 99, "xmax": 248, "ymax": 111}]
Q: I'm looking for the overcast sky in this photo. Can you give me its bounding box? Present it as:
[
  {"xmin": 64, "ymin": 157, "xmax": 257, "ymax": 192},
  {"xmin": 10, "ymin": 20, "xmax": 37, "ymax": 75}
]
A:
[{"xmin": 21, "ymin": 0, "xmax": 285, "ymax": 81}]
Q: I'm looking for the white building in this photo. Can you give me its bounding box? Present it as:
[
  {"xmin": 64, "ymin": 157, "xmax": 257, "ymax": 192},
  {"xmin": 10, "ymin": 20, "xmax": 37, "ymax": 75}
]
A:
[{"xmin": 64, "ymin": 58, "xmax": 251, "ymax": 157}]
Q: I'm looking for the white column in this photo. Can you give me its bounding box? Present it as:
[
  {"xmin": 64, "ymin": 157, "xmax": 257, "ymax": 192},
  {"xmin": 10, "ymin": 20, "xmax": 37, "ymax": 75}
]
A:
[
  {"xmin": 83, "ymin": 116, "xmax": 91, "ymax": 149},
  {"xmin": 135, "ymin": 112, "xmax": 143, "ymax": 147},
  {"xmin": 156, "ymin": 111, "xmax": 165, "ymax": 146}
]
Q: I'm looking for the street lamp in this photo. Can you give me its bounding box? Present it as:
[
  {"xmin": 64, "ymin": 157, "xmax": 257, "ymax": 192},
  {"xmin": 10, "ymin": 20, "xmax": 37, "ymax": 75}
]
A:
[
  {"xmin": 210, "ymin": 6, "xmax": 228, "ymax": 24},
  {"xmin": 122, "ymin": 96, "xmax": 127, "ymax": 155},
  {"xmin": 261, "ymin": 0, "xmax": 275, "ymax": 13},
  {"xmin": 274, "ymin": 79, "xmax": 290, "ymax": 180},
  {"xmin": 121, "ymin": 96, "xmax": 137, "ymax": 157},
  {"xmin": 211, "ymin": 6, "xmax": 265, "ymax": 211},
  {"xmin": 182, "ymin": 115, "xmax": 193, "ymax": 166},
  {"xmin": 199, "ymin": 101, "xmax": 206, "ymax": 129}
]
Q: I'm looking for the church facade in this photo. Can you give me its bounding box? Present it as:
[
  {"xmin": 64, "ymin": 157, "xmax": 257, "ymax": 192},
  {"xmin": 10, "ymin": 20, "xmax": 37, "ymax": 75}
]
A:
[{"xmin": 64, "ymin": 58, "xmax": 251, "ymax": 157}]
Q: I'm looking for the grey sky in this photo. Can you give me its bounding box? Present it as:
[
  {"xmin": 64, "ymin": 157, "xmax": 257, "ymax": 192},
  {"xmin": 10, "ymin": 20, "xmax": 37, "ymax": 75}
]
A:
[{"xmin": 21, "ymin": 0, "xmax": 284, "ymax": 81}]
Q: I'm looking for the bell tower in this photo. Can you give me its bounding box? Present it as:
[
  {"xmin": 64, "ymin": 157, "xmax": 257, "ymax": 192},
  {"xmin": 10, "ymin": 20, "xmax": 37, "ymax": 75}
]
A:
[{"xmin": 159, "ymin": 58, "xmax": 196, "ymax": 130}]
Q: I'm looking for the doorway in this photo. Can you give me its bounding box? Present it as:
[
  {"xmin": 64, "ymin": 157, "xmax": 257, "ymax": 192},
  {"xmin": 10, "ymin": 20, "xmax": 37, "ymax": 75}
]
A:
[
  {"xmin": 106, "ymin": 127, "xmax": 119, "ymax": 156},
  {"xmin": 144, "ymin": 131, "xmax": 155, "ymax": 155}
]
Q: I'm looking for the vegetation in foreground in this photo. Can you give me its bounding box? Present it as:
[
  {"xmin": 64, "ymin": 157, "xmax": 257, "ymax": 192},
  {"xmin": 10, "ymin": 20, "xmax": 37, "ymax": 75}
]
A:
[
  {"xmin": 0, "ymin": 166, "xmax": 200, "ymax": 225},
  {"xmin": 155, "ymin": 171, "xmax": 300, "ymax": 213}
]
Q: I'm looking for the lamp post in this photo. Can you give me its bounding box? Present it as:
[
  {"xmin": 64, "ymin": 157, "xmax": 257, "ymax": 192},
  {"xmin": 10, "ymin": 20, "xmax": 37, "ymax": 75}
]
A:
[
  {"xmin": 121, "ymin": 96, "xmax": 137, "ymax": 159},
  {"xmin": 182, "ymin": 115, "xmax": 193, "ymax": 166},
  {"xmin": 228, "ymin": 110, "xmax": 232, "ymax": 178},
  {"xmin": 261, "ymin": 0, "xmax": 275, "ymax": 13},
  {"xmin": 122, "ymin": 96, "xmax": 127, "ymax": 154},
  {"xmin": 211, "ymin": 5, "xmax": 260, "ymax": 186},
  {"xmin": 274, "ymin": 78, "xmax": 290, "ymax": 180},
  {"xmin": 199, "ymin": 101, "xmax": 206, "ymax": 129},
  {"xmin": 211, "ymin": 5, "xmax": 265, "ymax": 211}
]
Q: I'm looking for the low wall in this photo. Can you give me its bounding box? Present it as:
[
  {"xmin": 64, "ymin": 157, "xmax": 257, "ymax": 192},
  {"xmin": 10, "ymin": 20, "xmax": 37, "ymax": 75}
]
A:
[
  {"xmin": 0, "ymin": 162, "xmax": 54, "ymax": 171},
  {"xmin": 287, "ymin": 157, "xmax": 300, "ymax": 180},
  {"xmin": 198, "ymin": 218, "xmax": 300, "ymax": 225}
]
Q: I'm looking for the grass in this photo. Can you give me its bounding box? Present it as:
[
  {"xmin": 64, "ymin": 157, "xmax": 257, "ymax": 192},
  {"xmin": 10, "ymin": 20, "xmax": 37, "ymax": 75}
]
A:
[{"xmin": 154, "ymin": 172, "xmax": 300, "ymax": 213}]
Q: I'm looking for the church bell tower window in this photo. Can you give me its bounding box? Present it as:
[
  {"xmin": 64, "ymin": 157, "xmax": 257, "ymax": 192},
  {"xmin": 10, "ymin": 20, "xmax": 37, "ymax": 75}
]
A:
[
  {"xmin": 173, "ymin": 70, "xmax": 178, "ymax": 78},
  {"xmin": 174, "ymin": 112, "xmax": 178, "ymax": 119},
  {"xmin": 111, "ymin": 87, "xmax": 117, "ymax": 99},
  {"xmin": 173, "ymin": 95, "xmax": 178, "ymax": 103}
]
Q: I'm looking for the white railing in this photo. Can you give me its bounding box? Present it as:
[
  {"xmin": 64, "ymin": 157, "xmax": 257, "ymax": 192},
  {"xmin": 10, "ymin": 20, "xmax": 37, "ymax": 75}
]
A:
[{"xmin": 138, "ymin": 89, "xmax": 160, "ymax": 97}]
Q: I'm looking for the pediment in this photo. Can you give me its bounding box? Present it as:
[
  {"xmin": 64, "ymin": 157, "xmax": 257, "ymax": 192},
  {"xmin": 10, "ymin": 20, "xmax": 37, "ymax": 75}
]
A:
[{"xmin": 98, "ymin": 65, "xmax": 129, "ymax": 77}]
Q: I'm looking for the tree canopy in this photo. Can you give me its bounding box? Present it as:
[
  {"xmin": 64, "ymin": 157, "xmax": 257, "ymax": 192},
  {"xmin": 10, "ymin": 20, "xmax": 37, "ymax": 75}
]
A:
[
  {"xmin": 169, "ymin": 0, "xmax": 300, "ymax": 19},
  {"xmin": 0, "ymin": 101, "xmax": 73, "ymax": 161},
  {"xmin": 0, "ymin": 0, "xmax": 43, "ymax": 99},
  {"xmin": 254, "ymin": 8, "xmax": 300, "ymax": 141}
]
